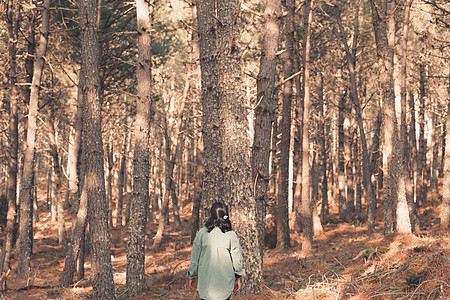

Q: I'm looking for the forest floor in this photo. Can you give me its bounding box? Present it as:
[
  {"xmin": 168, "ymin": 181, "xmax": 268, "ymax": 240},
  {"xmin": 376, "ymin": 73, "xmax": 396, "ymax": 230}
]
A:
[{"xmin": 1, "ymin": 190, "xmax": 449, "ymax": 299}]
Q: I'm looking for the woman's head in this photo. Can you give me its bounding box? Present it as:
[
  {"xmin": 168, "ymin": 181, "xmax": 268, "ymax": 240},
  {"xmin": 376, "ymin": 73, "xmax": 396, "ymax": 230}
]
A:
[{"xmin": 205, "ymin": 202, "xmax": 232, "ymax": 232}]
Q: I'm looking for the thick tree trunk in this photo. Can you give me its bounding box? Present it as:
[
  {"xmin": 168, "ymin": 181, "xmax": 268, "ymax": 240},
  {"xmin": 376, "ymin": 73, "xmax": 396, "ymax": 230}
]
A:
[
  {"xmin": 252, "ymin": 0, "xmax": 280, "ymax": 258},
  {"xmin": 18, "ymin": 0, "xmax": 51, "ymax": 279},
  {"xmin": 0, "ymin": 0, "xmax": 19, "ymax": 284},
  {"xmin": 301, "ymin": 0, "xmax": 314, "ymax": 254},
  {"xmin": 277, "ymin": 0, "xmax": 294, "ymax": 249},
  {"xmin": 216, "ymin": 0, "xmax": 262, "ymax": 293},
  {"xmin": 79, "ymin": 0, "xmax": 116, "ymax": 297},
  {"xmin": 126, "ymin": 0, "xmax": 153, "ymax": 295},
  {"xmin": 196, "ymin": 0, "xmax": 224, "ymax": 217}
]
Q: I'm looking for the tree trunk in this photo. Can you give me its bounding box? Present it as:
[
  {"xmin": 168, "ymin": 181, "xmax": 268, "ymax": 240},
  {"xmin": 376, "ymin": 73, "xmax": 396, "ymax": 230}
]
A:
[
  {"xmin": 126, "ymin": 0, "xmax": 153, "ymax": 295},
  {"xmin": 18, "ymin": 0, "xmax": 51, "ymax": 279},
  {"xmin": 252, "ymin": 0, "xmax": 280, "ymax": 258},
  {"xmin": 301, "ymin": 0, "xmax": 314, "ymax": 254},
  {"xmin": 369, "ymin": 0, "xmax": 400, "ymax": 235},
  {"xmin": 338, "ymin": 92, "xmax": 347, "ymax": 220},
  {"xmin": 79, "ymin": 0, "xmax": 116, "ymax": 297},
  {"xmin": 277, "ymin": 0, "xmax": 294, "ymax": 249},
  {"xmin": 417, "ymin": 64, "xmax": 426, "ymax": 205},
  {"xmin": 441, "ymin": 77, "xmax": 450, "ymax": 228},
  {"xmin": 116, "ymin": 133, "xmax": 127, "ymax": 227},
  {"xmin": 215, "ymin": 0, "xmax": 262, "ymax": 293},
  {"xmin": 396, "ymin": 0, "xmax": 414, "ymax": 233},
  {"xmin": 319, "ymin": 75, "xmax": 329, "ymax": 222},
  {"xmin": 197, "ymin": 0, "xmax": 225, "ymax": 222},
  {"xmin": 344, "ymin": 105, "xmax": 355, "ymax": 217},
  {"xmin": 0, "ymin": 0, "xmax": 19, "ymax": 283}
]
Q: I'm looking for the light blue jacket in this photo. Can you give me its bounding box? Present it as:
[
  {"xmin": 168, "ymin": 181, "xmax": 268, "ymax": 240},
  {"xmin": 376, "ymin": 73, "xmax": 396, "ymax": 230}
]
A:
[{"xmin": 187, "ymin": 227, "xmax": 244, "ymax": 300}]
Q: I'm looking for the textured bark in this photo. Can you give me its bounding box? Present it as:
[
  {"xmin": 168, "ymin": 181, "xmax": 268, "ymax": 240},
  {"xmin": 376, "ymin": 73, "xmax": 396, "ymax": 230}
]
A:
[
  {"xmin": 369, "ymin": 0, "xmax": 400, "ymax": 235},
  {"xmin": 79, "ymin": 0, "xmax": 116, "ymax": 297},
  {"xmin": 0, "ymin": 0, "xmax": 19, "ymax": 283},
  {"xmin": 301, "ymin": 0, "xmax": 314, "ymax": 254},
  {"xmin": 197, "ymin": 0, "xmax": 224, "ymax": 217},
  {"xmin": 252, "ymin": 0, "xmax": 281, "ymax": 258},
  {"xmin": 396, "ymin": 0, "xmax": 414, "ymax": 233},
  {"xmin": 216, "ymin": 0, "xmax": 262, "ymax": 293},
  {"xmin": 126, "ymin": 0, "xmax": 153, "ymax": 295},
  {"xmin": 441, "ymin": 78, "xmax": 450, "ymax": 228},
  {"xmin": 277, "ymin": 0, "xmax": 294, "ymax": 249},
  {"xmin": 18, "ymin": 0, "xmax": 51, "ymax": 279},
  {"xmin": 60, "ymin": 185, "xmax": 88, "ymax": 287}
]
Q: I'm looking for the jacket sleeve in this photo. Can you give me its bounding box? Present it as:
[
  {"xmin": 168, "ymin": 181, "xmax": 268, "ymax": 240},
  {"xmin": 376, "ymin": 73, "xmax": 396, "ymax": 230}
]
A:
[
  {"xmin": 230, "ymin": 231, "xmax": 244, "ymax": 277},
  {"xmin": 187, "ymin": 228, "xmax": 203, "ymax": 278}
]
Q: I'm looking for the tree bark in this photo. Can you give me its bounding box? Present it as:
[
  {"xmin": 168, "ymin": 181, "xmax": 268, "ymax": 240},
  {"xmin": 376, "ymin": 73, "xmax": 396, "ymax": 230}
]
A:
[
  {"xmin": 301, "ymin": 0, "xmax": 314, "ymax": 254},
  {"xmin": 369, "ymin": 0, "xmax": 400, "ymax": 235},
  {"xmin": 116, "ymin": 132, "xmax": 127, "ymax": 227},
  {"xmin": 417, "ymin": 64, "xmax": 426, "ymax": 205},
  {"xmin": 197, "ymin": 0, "xmax": 224, "ymax": 218},
  {"xmin": 441, "ymin": 76, "xmax": 450, "ymax": 228},
  {"xmin": 319, "ymin": 75, "xmax": 329, "ymax": 222},
  {"xmin": 252, "ymin": 0, "xmax": 281, "ymax": 258},
  {"xmin": 396, "ymin": 0, "xmax": 414, "ymax": 233},
  {"xmin": 79, "ymin": 0, "xmax": 116, "ymax": 297},
  {"xmin": 337, "ymin": 93, "xmax": 347, "ymax": 220},
  {"xmin": 0, "ymin": 0, "xmax": 19, "ymax": 283},
  {"xmin": 18, "ymin": 0, "xmax": 51, "ymax": 279},
  {"xmin": 126, "ymin": 0, "xmax": 153, "ymax": 295},
  {"xmin": 277, "ymin": 0, "xmax": 294, "ymax": 249},
  {"xmin": 216, "ymin": 0, "xmax": 262, "ymax": 293}
]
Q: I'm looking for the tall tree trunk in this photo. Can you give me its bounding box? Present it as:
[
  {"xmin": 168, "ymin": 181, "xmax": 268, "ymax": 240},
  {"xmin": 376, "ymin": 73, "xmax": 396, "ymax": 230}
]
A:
[
  {"xmin": 319, "ymin": 75, "xmax": 329, "ymax": 222},
  {"xmin": 252, "ymin": 0, "xmax": 281, "ymax": 258},
  {"xmin": 0, "ymin": 0, "xmax": 19, "ymax": 284},
  {"xmin": 369, "ymin": 0, "xmax": 400, "ymax": 235},
  {"xmin": 196, "ymin": 0, "xmax": 224, "ymax": 217},
  {"xmin": 126, "ymin": 0, "xmax": 153, "ymax": 295},
  {"xmin": 344, "ymin": 105, "xmax": 355, "ymax": 217},
  {"xmin": 417, "ymin": 64, "xmax": 426, "ymax": 205},
  {"xmin": 441, "ymin": 76, "xmax": 450, "ymax": 228},
  {"xmin": 337, "ymin": 93, "xmax": 347, "ymax": 220},
  {"xmin": 301, "ymin": 0, "xmax": 314, "ymax": 254},
  {"xmin": 277, "ymin": 0, "xmax": 294, "ymax": 249},
  {"xmin": 79, "ymin": 0, "xmax": 116, "ymax": 297},
  {"xmin": 396, "ymin": 0, "xmax": 414, "ymax": 233},
  {"xmin": 18, "ymin": 0, "xmax": 51, "ymax": 279},
  {"xmin": 216, "ymin": 0, "xmax": 262, "ymax": 293}
]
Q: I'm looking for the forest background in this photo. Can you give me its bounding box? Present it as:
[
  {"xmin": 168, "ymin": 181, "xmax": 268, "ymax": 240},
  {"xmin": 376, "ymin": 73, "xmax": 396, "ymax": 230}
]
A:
[{"xmin": 0, "ymin": 0, "xmax": 449, "ymax": 299}]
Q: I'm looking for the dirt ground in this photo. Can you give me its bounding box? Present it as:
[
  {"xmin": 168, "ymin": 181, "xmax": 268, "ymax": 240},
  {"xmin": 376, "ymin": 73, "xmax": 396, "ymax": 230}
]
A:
[{"xmin": 1, "ymin": 195, "xmax": 449, "ymax": 299}]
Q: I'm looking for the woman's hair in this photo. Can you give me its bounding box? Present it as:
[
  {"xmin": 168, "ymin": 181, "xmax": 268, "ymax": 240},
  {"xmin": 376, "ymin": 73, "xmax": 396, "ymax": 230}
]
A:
[{"xmin": 205, "ymin": 202, "xmax": 232, "ymax": 233}]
